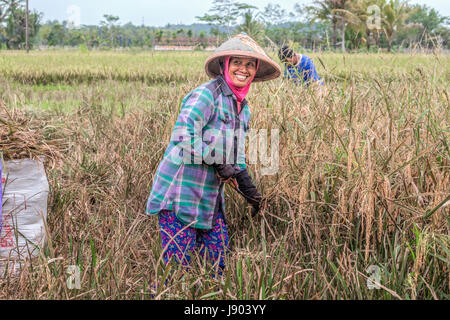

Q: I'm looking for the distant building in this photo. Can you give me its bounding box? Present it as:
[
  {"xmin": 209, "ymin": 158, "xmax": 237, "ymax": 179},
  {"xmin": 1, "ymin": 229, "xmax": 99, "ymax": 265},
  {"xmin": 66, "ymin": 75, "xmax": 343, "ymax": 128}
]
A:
[
  {"xmin": 154, "ymin": 45, "xmax": 216, "ymax": 51},
  {"xmin": 154, "ymin": 36, "xmax": 218, "ymax": 48}
]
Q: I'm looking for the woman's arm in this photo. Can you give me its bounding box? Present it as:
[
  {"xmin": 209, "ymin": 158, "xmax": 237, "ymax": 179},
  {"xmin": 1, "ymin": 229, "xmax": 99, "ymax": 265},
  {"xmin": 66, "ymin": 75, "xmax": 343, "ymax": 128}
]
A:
[{"xmin": 168, "ymin": 87, "xmax": 215, "ymax": 165}]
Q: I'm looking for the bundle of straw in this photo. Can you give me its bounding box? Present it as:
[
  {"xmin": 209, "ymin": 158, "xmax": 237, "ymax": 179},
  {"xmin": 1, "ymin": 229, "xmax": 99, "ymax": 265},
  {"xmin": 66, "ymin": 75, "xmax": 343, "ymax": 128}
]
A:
[{"xmin": 0, "ymin": 103, "xmax": 65, "ymax": 167}]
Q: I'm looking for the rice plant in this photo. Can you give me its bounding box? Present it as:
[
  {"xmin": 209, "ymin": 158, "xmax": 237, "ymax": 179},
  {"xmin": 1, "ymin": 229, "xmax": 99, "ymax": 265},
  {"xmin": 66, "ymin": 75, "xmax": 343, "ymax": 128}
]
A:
[{"xmin": 0, "ymin": 50, "xmax": 448, "ymax": 300}]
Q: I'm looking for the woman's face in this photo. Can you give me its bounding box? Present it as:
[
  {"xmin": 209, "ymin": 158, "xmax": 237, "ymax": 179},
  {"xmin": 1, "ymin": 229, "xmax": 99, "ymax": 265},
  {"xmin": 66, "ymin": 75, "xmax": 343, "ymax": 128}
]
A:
[{"xmin": 228, "ymin": 56, "xmax": 257, "ymax": 87}]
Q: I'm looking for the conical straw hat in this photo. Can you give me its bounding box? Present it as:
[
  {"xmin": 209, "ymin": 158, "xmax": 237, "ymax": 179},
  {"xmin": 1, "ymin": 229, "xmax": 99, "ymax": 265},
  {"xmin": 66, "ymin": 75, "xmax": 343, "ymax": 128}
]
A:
[{"xmin": 204, "ymin": 33, "xmax": 281, "ymax": 82}]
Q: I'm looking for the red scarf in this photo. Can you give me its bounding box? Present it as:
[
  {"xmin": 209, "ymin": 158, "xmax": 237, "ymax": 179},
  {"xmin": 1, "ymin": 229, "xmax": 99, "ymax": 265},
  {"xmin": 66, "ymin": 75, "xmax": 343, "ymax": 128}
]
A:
[{"xmin": 223, "ymin": 56, "xmax": 259, "ymax": 114}]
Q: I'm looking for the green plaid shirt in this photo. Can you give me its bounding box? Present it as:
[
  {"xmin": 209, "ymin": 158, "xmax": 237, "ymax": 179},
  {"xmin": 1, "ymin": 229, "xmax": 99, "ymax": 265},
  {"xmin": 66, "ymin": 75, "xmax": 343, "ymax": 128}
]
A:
[{"xmin": 146, "ymin": 75, "xmax": 251, "ymax": 229}]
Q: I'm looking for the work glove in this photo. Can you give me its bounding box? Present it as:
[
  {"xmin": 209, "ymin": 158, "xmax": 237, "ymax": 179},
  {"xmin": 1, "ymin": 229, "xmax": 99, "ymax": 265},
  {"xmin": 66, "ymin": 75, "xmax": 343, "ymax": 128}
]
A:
[
  {"xmin": 211, "ymin": 163, "xmax": 239, "ymax": 188},
  {"xmin": 234, "ymin": 169, "xmax": 263, "ymax": 216},
  {"xmin": 212, "ymin": 164, "xmax": 236, "ymax": 180}
]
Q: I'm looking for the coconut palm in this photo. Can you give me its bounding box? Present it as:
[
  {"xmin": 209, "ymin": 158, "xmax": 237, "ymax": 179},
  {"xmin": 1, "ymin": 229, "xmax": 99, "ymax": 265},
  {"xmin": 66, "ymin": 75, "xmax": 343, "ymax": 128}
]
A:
[
  {"xmin": 306, "ymin": 0, "xmax": 340, "ymax": 50},
  {"xmin": 331, "ymin": 0, "xmax": 353, "ymax": 52},
  {"xmin": 306, "ymin": 0, "xmax": 351, "ymax": 51},
  {"xmin": 235, "ymin": 10, "xmax": 265, "ymax": 43},
  {"xmin": 381, "ymin": 0, "xmax": 410, "ymax": 51},
  {"xmin": 336, "ymin": 0, "xmax": 384, "ymax": 50}
]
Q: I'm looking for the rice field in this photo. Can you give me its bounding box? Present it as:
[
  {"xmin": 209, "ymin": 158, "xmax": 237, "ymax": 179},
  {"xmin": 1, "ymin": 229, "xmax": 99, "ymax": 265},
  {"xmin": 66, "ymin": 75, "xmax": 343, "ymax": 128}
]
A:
[{"xmin": 0, "ymin": 50, "xmax": 449, "ymax": 300}]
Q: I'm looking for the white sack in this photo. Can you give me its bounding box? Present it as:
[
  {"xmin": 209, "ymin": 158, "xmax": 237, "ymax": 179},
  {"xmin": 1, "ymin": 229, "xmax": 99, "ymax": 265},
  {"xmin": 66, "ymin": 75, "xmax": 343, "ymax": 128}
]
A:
[{"xmin": 0, "ymin": 158, "xmax": 49, "ymax": 271}]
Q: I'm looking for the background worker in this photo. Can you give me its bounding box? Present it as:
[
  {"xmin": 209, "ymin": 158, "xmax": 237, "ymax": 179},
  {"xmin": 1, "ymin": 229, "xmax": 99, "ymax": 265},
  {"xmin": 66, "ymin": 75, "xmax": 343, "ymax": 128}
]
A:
[{"xmin": 278, "ymin": 45, "xmax": 324, "ymax": 87}]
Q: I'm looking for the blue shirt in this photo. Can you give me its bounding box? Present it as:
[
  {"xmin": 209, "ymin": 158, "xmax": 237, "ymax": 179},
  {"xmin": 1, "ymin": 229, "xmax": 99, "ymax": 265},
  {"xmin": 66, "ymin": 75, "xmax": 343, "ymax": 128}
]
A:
[{"xmin": 284, "ymin": 55, "xmax": 323, "ymax": 86}]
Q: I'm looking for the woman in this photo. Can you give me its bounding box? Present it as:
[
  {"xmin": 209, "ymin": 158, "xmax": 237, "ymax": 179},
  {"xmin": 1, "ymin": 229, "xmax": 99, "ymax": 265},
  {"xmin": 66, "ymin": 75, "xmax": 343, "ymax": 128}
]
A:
[{"xmin": 146, "ymin": 34, "xmax": 280, "ymax": 273}]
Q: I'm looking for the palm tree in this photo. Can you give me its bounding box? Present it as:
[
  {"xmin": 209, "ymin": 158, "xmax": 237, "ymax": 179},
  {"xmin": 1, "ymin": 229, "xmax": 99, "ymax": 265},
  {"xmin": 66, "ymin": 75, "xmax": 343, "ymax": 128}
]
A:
[
  {"xmin": 381, "ymin": 0, "xmax": 410, "ymax": 52},
  {"xmin": 306, "ymin": 0, "xmax": 339, "ymax": 50},
  {"xmin": 0, "ymin": 0, "xmax": 22, "ymax": 22},
  {"xmin": 306, "ymin": 0, "xmax": 351, "ymax": 51},
  {"xmin": 360, "ymin": 0, "xmax": 384, "ymax": 50},
  {"xmin": 330, "ymin": 0, "xmax": 352, "ymax": 52},
  {"xmin": 235, "ymin": 10, "xmax": 265, "ymax": 43},
  {"xmin": 336, "ymin": 0, "xmax": 383, "ymax": 51}
]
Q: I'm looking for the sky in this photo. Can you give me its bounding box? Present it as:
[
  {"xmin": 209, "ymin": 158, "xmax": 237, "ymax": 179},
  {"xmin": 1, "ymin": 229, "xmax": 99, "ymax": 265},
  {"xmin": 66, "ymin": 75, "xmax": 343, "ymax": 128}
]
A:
[{"xmin": 29, "ymin": 0, "xmax": 450, "ymax": 27}]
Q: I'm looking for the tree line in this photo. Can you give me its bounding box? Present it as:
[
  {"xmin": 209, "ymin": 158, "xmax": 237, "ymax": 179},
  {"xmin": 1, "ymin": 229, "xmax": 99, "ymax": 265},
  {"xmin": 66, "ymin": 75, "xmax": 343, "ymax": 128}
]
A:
[{"xmin": 0, "ymin": 0, "xmax": 448, "ymax": 52}]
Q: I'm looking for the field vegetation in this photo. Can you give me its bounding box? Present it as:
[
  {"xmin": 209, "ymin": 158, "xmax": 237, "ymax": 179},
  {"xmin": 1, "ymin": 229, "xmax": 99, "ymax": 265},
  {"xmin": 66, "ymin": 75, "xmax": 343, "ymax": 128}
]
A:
[{"xmin": 0, "ymin": 50, "xmax": 449, "ymax": 299}]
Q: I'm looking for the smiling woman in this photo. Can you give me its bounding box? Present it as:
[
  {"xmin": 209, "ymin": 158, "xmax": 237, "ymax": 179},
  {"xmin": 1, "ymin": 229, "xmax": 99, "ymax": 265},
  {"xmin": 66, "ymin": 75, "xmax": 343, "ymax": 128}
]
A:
[{"xmin": 145, "ymin": 33, "xmax": 280, "ymax": 275}]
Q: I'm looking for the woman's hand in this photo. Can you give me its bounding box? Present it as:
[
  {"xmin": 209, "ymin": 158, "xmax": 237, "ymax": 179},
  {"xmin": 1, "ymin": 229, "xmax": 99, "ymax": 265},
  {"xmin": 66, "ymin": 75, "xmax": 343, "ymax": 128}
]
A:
[
  {"xmin": 213, "ymin": 164, "xmax": 238, "ymax": 188},
  {"xmin": 251, "ymin": 196, "xmax": 273, "ymax": 217},
  {"xmin": 216, "ymin": 173, "xmax": 239, "ymax": 189},
  {"xmin": 213, "ymin": 164, "xmax": 235, "ymax": 179}
]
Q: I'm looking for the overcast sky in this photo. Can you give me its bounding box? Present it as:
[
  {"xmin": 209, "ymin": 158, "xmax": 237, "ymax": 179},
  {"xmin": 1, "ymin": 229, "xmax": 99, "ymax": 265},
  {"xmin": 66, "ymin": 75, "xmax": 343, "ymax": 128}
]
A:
[{"xmin": 29, "ymin": 0, "xmax": 450, "ymax": 27}]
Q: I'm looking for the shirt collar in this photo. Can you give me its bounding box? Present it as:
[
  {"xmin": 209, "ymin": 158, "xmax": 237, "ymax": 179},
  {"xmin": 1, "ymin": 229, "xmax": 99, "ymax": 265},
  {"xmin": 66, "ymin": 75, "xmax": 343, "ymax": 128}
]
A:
[
  {"xmin": 217, "ymin": 74, "xmax": 233, "ymax": 96},
  {"xmin": 216, "ymin": 75, "xmax": 248, "ymax": 107}
]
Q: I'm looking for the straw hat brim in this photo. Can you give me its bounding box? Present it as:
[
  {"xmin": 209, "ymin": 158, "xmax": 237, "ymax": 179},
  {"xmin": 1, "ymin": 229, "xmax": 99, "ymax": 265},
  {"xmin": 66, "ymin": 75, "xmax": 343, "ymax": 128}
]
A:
[{"xmin": 205, "ymin": 50, "xmax": 281, "ymax": 82}]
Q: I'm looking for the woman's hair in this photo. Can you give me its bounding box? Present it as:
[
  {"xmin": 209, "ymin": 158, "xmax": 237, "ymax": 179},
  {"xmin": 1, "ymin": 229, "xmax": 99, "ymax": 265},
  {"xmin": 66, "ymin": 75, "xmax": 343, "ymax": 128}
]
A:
[
  {"xmin": 219, "ymin": 58, "xmax": 225, "ymax": 74},
  {"xmin": 278, "ymin": 45, "xmax": 294, "ymax": 62}
]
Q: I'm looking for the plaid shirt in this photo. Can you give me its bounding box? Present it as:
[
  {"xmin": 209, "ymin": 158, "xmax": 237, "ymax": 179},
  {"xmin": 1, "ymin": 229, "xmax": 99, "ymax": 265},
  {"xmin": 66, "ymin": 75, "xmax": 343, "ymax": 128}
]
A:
[{"xmin": 146, "ymin": 75, "xmax": 251, "ymax": 229}]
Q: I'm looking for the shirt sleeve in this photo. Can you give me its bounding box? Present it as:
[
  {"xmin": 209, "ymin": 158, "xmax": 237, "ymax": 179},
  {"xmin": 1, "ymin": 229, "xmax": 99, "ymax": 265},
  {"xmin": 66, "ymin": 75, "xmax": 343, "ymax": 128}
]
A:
[
  {"xmin": 169, "ymin": 87, "xmax": 214, "ymax": 164},
  {"xmin": 304, "ymin": 57, "xmax": 323, "ymax": 85}
]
